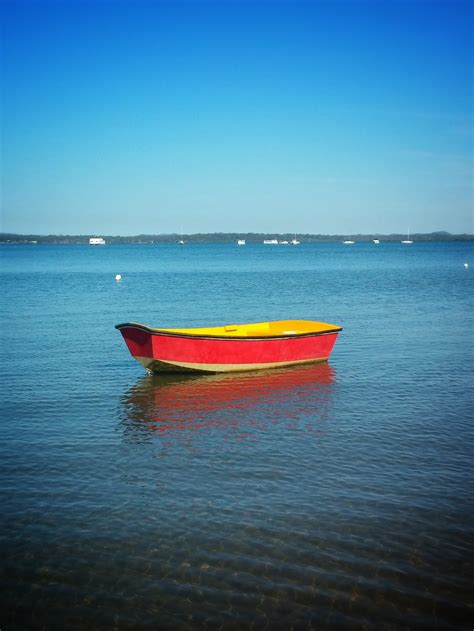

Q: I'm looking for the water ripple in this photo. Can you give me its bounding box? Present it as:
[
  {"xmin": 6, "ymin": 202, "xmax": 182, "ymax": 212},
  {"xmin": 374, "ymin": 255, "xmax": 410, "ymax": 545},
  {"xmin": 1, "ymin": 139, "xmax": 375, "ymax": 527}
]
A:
[{"xmin": 1, "ymin": 243, "xmax": 473, "ymax": 629}]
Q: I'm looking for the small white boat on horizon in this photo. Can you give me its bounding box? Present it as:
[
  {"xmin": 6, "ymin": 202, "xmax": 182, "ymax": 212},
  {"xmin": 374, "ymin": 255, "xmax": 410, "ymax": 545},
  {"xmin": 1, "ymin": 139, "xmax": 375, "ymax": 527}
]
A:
[
  {"xmin": 237, "ymin": 239, "xmax": 246, "ymax": 245},
  {"xmin": 373, "ymin": 239, "xmax": 380, "ymax": 244},
  {"xmin": 401, "ymin": 230, "xmax": 413, "ymax": 244},
  {"xmin": 89, "ymin": 237, "xmax": 106, "ymax": 245},
  {"xmin": 263, "ymin": 239, "xmax": 278, "ymax": 245},
  {"xmin": 343, "ymin": 239, "xmax": 355, "ymax": 244}
]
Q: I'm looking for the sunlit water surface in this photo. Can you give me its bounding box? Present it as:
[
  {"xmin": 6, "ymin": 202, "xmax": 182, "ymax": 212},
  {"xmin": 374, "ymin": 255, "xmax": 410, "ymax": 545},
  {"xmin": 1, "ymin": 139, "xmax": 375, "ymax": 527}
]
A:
[{"xmin": 1, "ymin": 242, "xmax": 473, "ymax": 630}]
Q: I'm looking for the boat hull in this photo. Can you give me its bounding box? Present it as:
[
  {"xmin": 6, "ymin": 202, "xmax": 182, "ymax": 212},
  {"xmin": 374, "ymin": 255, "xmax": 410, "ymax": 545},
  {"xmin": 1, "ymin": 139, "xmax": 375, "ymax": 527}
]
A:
[{"xmin": 116, "ymin": 323, "xmax": 341, "ymax": 373}]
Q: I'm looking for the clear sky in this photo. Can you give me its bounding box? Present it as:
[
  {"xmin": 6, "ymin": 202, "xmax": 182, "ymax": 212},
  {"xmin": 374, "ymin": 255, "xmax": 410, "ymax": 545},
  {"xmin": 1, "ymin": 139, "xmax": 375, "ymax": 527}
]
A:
[{"xmin": 1, "ymin": 0, "xmax": 472, "ymax": 235}]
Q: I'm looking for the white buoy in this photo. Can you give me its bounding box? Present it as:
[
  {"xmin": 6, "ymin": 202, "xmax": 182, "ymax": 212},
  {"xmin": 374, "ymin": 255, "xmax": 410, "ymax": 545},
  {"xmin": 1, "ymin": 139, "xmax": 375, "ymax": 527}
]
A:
[
  {"xmin": 464, "ymin": 263, "xmax": 468, "ymax": 269},
  {"xmin": 115, "ymin": 274, "xmax": 122, "ymax": 282}
]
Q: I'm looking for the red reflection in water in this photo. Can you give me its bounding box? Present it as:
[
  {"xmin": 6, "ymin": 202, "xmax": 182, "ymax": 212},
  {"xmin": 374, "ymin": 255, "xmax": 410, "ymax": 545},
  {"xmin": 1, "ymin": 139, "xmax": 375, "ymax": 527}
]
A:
[{"xmin": 121, "ymin": 363, "xmax": 335, "ymax": 438}]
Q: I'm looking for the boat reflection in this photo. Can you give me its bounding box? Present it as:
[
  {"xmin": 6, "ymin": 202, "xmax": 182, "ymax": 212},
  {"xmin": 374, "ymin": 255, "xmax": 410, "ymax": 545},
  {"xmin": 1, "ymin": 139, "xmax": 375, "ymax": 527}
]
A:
[{"xmin": 120, "ymin": 362, "xmax": 335, "ymax": 441}]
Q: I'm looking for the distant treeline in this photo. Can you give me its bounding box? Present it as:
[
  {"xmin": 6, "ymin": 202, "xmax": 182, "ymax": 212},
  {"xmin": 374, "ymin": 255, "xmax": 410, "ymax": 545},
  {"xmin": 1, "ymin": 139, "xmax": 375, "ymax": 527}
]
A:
[{"xmin": 1, "ymin": 231, "xmax": 473, "ymax": 244}]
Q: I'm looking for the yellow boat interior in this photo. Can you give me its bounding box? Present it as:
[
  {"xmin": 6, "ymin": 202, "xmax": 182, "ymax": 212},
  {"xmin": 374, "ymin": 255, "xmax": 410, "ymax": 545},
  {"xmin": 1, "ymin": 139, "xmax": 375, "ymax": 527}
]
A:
[{"xmin": 120, "ymin": 320, "xmax": 342, "ymax": 338}]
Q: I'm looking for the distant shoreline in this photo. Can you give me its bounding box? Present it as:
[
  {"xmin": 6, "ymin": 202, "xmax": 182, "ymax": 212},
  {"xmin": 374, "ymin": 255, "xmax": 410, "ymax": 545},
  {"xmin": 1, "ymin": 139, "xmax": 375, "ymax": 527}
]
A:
[{"xmin": 1, "ymin": 231, "xmax": 473, "ymax": 244}]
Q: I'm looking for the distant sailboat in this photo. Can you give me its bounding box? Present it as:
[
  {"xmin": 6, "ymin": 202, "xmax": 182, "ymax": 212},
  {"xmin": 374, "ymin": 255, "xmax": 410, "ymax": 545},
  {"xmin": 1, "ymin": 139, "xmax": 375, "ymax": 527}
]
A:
[
  {"xmin": 291, "ymin": 235, "xmax": 300, "ymax": 245},
  {"xmin": 401, "ymin": 229, "xmax": 413, "ymax": 244},
  {"xmin": 373, "ymin": 239, "xmax": 380, "ymax": 244},
  {"xmin": 178, "ymin": 227, "xmax": 185, "ymax": 244},
  {"xmin": 237, "ymin": 239, "xmax": 246, "ymax": 245},
  {"xmin": 343, "ymin": 235, "xmax": 355, "ymax": 244}
]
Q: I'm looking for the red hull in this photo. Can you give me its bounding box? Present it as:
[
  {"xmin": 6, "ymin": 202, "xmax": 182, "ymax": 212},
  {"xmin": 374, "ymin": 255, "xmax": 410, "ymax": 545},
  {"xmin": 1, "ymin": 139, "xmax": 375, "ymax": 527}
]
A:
[{"xmin": 116, "ymin": 322, "xmax": 341, "ymax": 373}]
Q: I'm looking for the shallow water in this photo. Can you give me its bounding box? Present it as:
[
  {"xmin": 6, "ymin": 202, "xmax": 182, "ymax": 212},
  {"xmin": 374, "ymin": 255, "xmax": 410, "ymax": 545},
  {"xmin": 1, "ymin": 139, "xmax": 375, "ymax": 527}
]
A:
[{"xmin": 1, "ymin": 242, "xmax": 473, "ymax": 629}]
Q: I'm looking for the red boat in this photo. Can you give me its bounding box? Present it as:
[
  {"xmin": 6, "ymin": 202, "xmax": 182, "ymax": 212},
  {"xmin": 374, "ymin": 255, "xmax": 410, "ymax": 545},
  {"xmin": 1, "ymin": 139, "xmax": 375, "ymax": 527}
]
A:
[{"xmin": 116, "ymin": 319, "xmax": 342, "ymax": 373}]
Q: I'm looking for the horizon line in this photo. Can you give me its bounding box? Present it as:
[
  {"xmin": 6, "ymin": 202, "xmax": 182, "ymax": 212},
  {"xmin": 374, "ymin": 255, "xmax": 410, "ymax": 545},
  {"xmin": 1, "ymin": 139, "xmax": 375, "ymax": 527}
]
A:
[{"xmin": 2, "ymin": 230, "xmax": 473, "ymax": 239}]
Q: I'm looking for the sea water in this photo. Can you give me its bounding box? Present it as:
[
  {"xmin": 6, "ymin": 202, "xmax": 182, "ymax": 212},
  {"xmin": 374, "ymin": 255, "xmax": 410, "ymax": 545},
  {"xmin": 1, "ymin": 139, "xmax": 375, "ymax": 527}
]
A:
[{"xmin": 0, "ymin": 242, "xmax": 473, "ymax": 629}]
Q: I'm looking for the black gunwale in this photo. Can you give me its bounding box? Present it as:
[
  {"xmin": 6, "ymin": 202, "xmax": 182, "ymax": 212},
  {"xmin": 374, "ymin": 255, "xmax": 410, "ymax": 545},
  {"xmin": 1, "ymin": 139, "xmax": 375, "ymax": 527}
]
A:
[{"xmin": 115, "ymin": 322, "xmax": 343, "ymax": 341}]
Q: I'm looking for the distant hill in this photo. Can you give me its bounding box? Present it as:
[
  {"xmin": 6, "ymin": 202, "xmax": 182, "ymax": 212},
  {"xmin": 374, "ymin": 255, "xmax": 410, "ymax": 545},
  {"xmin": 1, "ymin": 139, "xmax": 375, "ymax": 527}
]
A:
[{"xmin": 0, "ymin": 231, "xmax": 472, "ymax": 244}]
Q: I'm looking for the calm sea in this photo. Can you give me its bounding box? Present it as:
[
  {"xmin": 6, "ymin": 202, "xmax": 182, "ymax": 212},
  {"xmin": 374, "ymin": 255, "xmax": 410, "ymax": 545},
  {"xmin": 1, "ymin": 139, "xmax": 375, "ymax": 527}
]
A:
[{"xmin": 1, "ymin": 242, "xmax": 473, "ymax": 630}]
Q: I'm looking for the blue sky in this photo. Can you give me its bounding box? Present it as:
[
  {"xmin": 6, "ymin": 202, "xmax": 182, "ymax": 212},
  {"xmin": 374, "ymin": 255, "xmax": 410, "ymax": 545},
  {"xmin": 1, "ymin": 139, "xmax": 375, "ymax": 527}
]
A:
[{"xmin": 1, "ymin": 0, "xmax": 472, "ymax": 235}]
